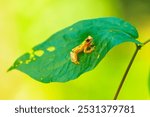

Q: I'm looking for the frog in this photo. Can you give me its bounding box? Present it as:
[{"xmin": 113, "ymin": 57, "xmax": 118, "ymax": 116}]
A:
[{"xmin": 70, "ymin": 35, "xmax": 95, "ymax": 64}]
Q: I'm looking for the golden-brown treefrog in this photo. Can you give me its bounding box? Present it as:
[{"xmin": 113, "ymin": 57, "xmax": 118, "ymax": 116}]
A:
[{"xmin": 70, "ymin": 36, "xmax": 95, "ymax": 64}]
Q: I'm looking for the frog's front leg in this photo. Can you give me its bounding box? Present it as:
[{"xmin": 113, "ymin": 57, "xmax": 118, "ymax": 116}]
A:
[{"xmin": 83, "ymin": 46, "xmax": 95, "ymax": 54}]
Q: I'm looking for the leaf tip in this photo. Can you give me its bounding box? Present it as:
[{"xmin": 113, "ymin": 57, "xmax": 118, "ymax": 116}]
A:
[{"xmin": 7, "ymin": 66, "xmax": 15, "ymax": 72}]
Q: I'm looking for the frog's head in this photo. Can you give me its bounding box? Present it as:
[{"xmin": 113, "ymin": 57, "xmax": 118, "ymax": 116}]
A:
[{"xmin": 86, "ymin": 36, "xmax": 93, "ymax": 43}]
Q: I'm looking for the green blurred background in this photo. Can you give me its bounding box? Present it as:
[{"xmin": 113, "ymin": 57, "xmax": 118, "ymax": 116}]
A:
[{"xmin": 0, "ymin": 0, "xmax": 150, "ymax": 99}]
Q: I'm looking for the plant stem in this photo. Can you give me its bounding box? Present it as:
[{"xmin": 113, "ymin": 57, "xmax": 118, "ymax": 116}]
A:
[
  {"xmin": 114, "ymin": 39, "xmax": 150, "ymax": 100},
  {"xmin": 143, "ymin": 39, "xmax": 150, "ymax": 45}
]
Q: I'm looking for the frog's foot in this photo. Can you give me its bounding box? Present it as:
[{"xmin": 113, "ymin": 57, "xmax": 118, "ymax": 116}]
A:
[
  {"xmin": 72, "ymin": 60, "xmax": 80, "ymax": 64},
  {"xmin": 74, "ymin": 61, "xmax": 80, "ymax": 64},
  {"xmin": 91, "ymin": 46, "xmax": 95, "ymax": 51},
  {"xmin": 90, "ymin": 42, "xmax": 94, "ymax": 46},
  {"xmin": 84, "ymin": 46, "xmax": 95, "ymax": 54}
]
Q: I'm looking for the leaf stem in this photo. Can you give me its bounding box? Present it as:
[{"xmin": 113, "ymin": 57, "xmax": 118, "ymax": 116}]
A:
[
  {"xmin": 143, "ymin": 39, "xmax": 150, "ymax": 45},
  {"xmin": 114, "ymin": 39, "xmax": 150, "ymax": 100}
]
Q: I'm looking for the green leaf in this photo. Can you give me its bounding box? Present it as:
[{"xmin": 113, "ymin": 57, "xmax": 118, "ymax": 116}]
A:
[{"xmin": 8, "ymin": 17, "xmax": 142, "ymax": 83}]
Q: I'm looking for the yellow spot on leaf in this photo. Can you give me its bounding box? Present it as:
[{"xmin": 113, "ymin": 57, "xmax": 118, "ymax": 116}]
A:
[
  {"xmin": 30, "ymin": 53, "xmax": 34, "ymax": 59},
  {"xmin": 19, "ymin": 61, "xmax": 23, "ymax": 64},
  {"xmin": 34, "ymin": 50, "xmax": 44, "ymax": 57},
  {"xmin": 25, "ymin": 60, "xmax": 31, "ymax": 64},
  {"xmin": 33, "ymin": 57, "xmax": 36, "ymax": 60},
  {"xmin": 47, "ymin": 46, "xmax": 56, "ymax": 52},
  {"xmin": 28, "ymin": 49, "xmax": 35, "ymax": 59}
]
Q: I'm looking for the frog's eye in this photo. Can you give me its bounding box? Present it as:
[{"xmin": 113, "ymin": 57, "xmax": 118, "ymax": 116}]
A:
[{"xmin": 86, "ymin": 39, "xmax": 90, "ymax": 42}]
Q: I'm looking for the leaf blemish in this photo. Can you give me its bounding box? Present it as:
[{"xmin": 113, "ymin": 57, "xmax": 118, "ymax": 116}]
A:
[
  {"xmin": 32, "ymin": 57, "xmax": 36, "ymax": 61},
  {"xmin": 109, "ymin": 30, "xmax": 113, "ymax": 32},
  {"xmin": 28, "ymin": 50, "xmax": 35, "ymax": 59},
  {"xmin": 19, "ymin": 61, "xmax": 23, "ymax": 64},
  {"xmin": 47, "ymin": 46, "xmax": 56, "ymax": 52},
  {"xmin": 34, "ymin": 50, "xmax": 44, "ymax": 57},
  {"xmin": 40, "ymin": 77, "xmax": 44, "ymax": 80},
  {"xmin": 25, "ymin": 59, "xmax": 31, "ymax": 64},
  {"xmin": 29, "ymin": 53, "xmax": 34, "ymax": 59},
  {"xmin": 69, "ymin": 27, "xmax": 73, "ymax": 31},
  {"xmin": 103, "ymin": 43, "xmax": 107, "ymax": 47},
  {"xmin": 97, "ymin": 54, "xmax": 100, "ymax": 59}
]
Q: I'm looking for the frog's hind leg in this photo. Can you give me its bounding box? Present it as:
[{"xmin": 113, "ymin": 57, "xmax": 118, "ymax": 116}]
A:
[{"xmin": 70, "ymin": 51, "xmax": 79, "ymax": 64}]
